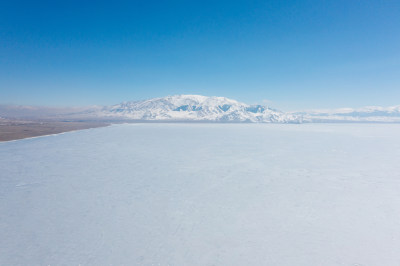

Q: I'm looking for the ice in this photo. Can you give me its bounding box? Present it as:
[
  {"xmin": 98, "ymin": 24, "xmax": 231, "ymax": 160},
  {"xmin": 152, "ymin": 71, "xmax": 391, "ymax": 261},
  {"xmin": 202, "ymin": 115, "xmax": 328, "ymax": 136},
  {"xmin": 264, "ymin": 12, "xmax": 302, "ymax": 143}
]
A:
[{"xmin": 1, "ymin": 123, "xmax": 400, "ymax": 265}]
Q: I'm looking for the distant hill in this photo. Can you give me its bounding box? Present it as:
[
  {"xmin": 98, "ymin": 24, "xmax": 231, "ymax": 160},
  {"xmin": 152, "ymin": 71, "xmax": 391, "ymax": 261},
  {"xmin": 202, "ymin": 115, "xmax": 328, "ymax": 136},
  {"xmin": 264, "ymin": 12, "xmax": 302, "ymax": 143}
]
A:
[
  {"xmin": 2, "ymin": 95, "xmax": 400, "ymax": 123},
  {"xmin": 90, "ymin": 95, "xmax": 301, "ymax": 123},
  {"xmin": 294, "ymin": 105, "xmax": 400, "ymax": 123}
]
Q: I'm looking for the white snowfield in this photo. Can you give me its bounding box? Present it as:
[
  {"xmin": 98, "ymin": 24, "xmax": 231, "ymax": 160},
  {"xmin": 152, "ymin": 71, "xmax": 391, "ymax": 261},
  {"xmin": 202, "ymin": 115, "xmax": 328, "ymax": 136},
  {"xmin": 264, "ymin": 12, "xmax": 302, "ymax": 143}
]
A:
[{"xmin": 1, "ymin": 124, "xmax": 400, "ymax": 265}]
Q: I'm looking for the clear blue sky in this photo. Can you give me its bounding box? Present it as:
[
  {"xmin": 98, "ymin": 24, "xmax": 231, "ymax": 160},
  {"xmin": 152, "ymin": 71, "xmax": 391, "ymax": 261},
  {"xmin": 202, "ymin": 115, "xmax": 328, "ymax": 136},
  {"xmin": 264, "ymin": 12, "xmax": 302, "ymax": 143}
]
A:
[{"xmin": 1, "ymin": 0, "xmax": 399, "ymax": 110}]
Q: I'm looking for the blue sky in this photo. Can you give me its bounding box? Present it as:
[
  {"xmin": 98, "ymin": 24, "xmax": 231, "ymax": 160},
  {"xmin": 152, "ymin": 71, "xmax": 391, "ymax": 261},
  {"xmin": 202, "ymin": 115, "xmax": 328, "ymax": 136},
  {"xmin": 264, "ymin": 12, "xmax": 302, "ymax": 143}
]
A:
[{"xmin": 1, "ymin": 0, "xmax": 399, "ymax": 110}]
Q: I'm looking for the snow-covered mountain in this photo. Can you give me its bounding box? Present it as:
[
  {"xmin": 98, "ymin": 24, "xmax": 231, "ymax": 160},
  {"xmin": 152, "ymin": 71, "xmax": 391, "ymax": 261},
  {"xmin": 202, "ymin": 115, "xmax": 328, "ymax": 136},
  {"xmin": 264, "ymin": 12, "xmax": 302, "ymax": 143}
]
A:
[
  {"xmin": 2, "ymin": 95, "xmax": 399, "ymax": 123},
  {"xmin": 295, "ymin": 105, "xmax": 400, "ymax": 123},
  {"xmin": 94, "ymin": 95, "xmax": 302, "ymax": 123}
]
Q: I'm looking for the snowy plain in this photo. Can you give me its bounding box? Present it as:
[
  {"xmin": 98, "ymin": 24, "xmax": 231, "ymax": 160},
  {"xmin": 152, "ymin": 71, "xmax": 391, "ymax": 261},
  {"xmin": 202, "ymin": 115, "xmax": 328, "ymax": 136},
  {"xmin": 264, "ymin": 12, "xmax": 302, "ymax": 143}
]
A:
[{"xmin": 1, "ymin": 123, "xmax": 400, "ymax": 265}]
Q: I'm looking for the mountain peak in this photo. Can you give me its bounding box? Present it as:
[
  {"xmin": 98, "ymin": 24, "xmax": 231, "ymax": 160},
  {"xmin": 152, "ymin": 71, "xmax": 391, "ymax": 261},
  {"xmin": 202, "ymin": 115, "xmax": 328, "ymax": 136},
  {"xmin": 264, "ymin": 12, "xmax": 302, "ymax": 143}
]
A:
[{"xmin": 97, "ymin": 95, "xmax": 301, "ymax": 123}]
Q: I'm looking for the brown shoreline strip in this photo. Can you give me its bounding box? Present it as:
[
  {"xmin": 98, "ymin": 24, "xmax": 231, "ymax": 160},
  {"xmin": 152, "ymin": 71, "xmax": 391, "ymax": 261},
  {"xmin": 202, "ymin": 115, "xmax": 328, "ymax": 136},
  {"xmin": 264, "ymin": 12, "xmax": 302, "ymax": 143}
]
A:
[{"xmin": 0, "ymin": 121, "xmax": 110, "ymax": 142}]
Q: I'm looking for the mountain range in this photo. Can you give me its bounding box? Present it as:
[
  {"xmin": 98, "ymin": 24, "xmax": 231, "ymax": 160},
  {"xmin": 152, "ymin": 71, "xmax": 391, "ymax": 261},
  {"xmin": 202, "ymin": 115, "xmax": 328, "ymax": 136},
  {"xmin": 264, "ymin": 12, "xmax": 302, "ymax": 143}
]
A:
[
  {"xmin": 93, "ymin": 95, "xmax": 302, "ymax": 123},
  {"xmin": 296, "ymin": 105, "xmax": 400, "ymax": 123},
  {"xmin": 1, "ymin": 95, "xmax": 400, "ymax": 123}
]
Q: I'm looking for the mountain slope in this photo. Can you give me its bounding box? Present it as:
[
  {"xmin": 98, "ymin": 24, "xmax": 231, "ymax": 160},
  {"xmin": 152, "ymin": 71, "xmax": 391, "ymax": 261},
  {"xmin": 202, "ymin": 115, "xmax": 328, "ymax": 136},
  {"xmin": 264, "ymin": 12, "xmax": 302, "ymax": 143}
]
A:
[
  {"xmin": 295, "ymin": 105, "xmax": 400, "ymax": 123},
  {"xmin": 94, "ymin": 95, "xmax": 302, "ymax": 123},
  {"xmin": 2, "ymin": 95, "xmax": 399, "ymax": 123}
]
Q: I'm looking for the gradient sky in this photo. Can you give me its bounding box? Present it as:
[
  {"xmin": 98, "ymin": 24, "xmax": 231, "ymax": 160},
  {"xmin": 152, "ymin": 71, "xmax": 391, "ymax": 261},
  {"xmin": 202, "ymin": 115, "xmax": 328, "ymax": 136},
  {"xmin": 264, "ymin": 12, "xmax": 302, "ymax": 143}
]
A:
[{"xmin": 1, "ymin": 0, "xmax": 399, "ymax": 110}]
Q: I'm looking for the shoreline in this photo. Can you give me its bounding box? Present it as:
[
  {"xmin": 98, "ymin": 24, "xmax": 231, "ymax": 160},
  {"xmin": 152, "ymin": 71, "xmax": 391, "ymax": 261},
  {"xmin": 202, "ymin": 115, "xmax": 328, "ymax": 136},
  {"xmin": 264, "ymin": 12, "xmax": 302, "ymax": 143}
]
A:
[{"xmin": 0, "ymin": 121, "xmax": 110, "ymax": 142}]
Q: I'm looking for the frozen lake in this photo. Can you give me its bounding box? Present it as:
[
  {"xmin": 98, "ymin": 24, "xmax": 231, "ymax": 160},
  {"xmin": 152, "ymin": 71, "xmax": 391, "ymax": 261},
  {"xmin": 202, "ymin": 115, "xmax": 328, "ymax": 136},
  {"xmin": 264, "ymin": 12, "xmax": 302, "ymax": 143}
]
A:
[{"xmin": 1, "ymin": 123, "xmax": 400, "ymax": 265}]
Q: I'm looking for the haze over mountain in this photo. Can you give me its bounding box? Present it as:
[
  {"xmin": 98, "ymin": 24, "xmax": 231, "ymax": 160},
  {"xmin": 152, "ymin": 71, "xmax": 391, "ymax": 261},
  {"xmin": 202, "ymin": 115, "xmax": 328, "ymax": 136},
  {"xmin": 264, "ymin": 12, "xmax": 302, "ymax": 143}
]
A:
[
  {"xmin": 93, "ymin": 95, "xmax": 301, "ymax": 123},
  {"xmin": 296, "ymin": 105, "xmax": 400, "ymax": 123},
  {"xmin": 1, "ymin": 95, "xmax": 400, "ymax": 123}
]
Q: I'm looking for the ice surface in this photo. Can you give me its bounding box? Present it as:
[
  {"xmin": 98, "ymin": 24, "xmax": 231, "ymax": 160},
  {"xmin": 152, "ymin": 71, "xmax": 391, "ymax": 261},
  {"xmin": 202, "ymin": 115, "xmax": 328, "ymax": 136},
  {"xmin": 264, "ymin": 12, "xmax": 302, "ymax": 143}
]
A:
[{"xmin": 1, "ymin": 123, "xmax": 400, "ymax": 265}]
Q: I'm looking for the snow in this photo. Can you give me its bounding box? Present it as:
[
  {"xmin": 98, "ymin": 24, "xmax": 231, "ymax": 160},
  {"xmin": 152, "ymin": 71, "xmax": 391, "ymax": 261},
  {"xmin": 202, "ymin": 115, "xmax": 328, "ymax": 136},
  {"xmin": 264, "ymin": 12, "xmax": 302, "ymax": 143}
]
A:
[
  {"xmin": 95, "ymin": 95, "xmax": 301, "ymax": 123},
  {"xmin": 1, "ymin": 123, "xmax": 400, "ymax": 265},
  {"xmin": 296, "ymin": 105, "xmax": 400, "ymax": 122}
]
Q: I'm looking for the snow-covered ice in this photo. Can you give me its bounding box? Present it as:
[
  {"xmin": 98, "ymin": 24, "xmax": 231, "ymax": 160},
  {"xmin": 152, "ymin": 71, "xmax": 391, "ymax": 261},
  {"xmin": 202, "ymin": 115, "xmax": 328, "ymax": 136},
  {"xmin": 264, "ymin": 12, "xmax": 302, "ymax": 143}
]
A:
[{"xmin": 1, "ymin": 123, "xmax": 400, "ymax": 265}]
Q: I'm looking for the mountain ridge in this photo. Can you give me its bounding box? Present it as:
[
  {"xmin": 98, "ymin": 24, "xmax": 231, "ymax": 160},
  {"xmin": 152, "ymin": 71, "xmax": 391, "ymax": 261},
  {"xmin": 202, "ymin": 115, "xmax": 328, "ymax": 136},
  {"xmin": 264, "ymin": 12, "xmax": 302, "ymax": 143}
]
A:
[
  {"xmin": 1, "ymin": 95, "xmax": 400, "ymax": 123},
  {"xmin": 294, "ymin": 105, "xmax": 400, "ymax": 122},
  {"xmin": 94, "ymin": 94, "xmax": 302, "ymax": 123}
]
